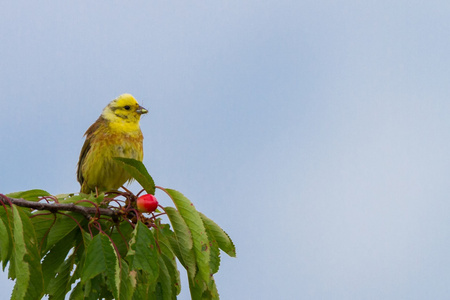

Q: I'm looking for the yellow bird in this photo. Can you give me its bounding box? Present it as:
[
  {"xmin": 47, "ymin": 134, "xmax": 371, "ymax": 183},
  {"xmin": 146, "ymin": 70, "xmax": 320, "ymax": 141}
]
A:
[{"xmin": 77, "ymin": 94, "xmax": 148, "ymax": 194}]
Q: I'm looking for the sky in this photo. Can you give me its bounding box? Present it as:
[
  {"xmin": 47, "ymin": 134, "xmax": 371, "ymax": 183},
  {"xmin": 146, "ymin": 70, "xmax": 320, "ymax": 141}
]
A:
[{"xmin": 1, "ymin": 1, "xmax": 450, "ymax": 299}]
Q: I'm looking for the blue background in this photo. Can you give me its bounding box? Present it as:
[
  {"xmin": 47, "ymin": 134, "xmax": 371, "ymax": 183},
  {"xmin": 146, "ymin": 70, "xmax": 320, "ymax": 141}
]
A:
[{"xmin": 2, "ymin": 1, "xmax": 450, "ymax": 299}]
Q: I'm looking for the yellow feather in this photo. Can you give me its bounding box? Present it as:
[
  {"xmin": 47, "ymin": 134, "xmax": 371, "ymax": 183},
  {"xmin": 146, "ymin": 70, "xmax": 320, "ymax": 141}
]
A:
[{"xmin": 77, "ymin": 94, "xmax": 148, "ymax": 194}]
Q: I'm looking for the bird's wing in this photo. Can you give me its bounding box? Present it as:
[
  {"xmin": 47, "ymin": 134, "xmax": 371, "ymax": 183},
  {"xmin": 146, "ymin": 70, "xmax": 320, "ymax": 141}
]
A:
[{"xmin": 77, "ymin": 116, "xmax": 104, "ymax": 185}]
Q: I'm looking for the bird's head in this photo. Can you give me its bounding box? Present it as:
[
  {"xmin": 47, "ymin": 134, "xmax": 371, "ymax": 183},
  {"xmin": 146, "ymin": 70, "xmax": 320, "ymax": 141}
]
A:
[{"xmin": 102, "ymin": 94, "xmax": 148, "ymax": 124}]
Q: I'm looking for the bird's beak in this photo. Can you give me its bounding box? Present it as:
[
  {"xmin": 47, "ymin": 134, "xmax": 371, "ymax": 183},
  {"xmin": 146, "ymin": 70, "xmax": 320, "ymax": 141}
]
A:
[{"xmin": 137, "ymin": 105, "xmax": 148, "ymax": 115}]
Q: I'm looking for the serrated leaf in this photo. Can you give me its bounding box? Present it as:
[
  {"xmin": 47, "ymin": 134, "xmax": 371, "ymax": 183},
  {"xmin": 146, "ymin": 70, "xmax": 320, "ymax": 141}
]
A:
[
  {"xmin": 57, "ymin": 193, "xmax": 104, "ymax": 206},
  {"xmin": 113, "ymin": 157, "xmax": 155, "ymax": 194},
  {"xmin": 119, "ymin": 261, "xmax": 136, "ymax": 300},
  {"xmin": 69, "ymin": 281, "xmax": 84, "ymax": 300},
  {"xmin": 164, "ymin": 207, "xmax": 196, "ymax": 281},
  {"xmin": 164, "ymin": 207, "xmax": 192, "ymax": 249},
  {"xmin": 164, "ymin": 189, "xmax": 210, "ymax": 284},
  {"xmin": 42, "ymin": 229, "xmax": 77, "ymax": 291},
  {"xmin": 70, "ymin": 231, "xmax": 92, "ymax": 282},
  {"xmin": 132, "ymin": 269, "xmax": 155, "ymax": 300},
  {"xmin": 45, "ymin": 213, "xmax": 85, "ymax": 253},
  {"xmin": 126, "ymin": 221, "xmax": 159, "ymax": 281},
  {"xmin": 30, "ymin": 213, "xmax": 56, "ymax": 254},
  {"xmin": 68, "ymin": 238, "xmax": 89, "ymax": 300},
  {"xmin": 204, "ymin": 225, "xmax": 220, "ymax": 275},
  {"xmin": 0, "ymin": 216, "xmax": 11, "ymax": 266},
  {"xmin": 206, "ymin": 276, "xmax": 220, "ymax": 300},
  {"xmin": 157, "ymin": 255, "xmax": 173, "ymax": 300},
  {"xmin": 84, "ymin": 274, "xmax": 109, "ymax": 300},
  {"xmin": 6, "ymin": 189, "xmax": 50, "ymax": 202},
  {"xmin": 188, "ymin": 273, "xmax": 206, "ymax": 300},
  {"xmin": 105, "ymin": 249, "xmax": 121, "ymax": 300},
  {"xmin": 19, "ymin": 207, "xmax": 44, "ymax": 299},
  {"xmin": 46, "ymin": 254, "xmax": 75, "ymax": 300},
  {"xmin": 159, "ymin": 226, "xmax": 185, "ymax": 270},
  {"xmin": 80, "ymin": 233, "xmax": 118, "ymax": 292},
  {"xmin": 10, "ymin": 206, "xmax": 44, "ymax": 300},
  {"xmin": 199, "ymin": 212, "xmax": 236, "ymax": 257},
  {"xmin": 53, "ymin": 193, "xmax": 75, "ymax": 199},
  {"xmin": 156, "ymin": 226, "xmax": 181, "ymax": 295},
  {"xmin": 189, "ymin": 272, "xmax": 220, "ymax": 300},
  {"xmin": 0, "ymin": 207, "xmax": 13, "ymax": 270},
  {"xmin": 110, "ymin": 221, "xmax": 134, "ymax": 258}
]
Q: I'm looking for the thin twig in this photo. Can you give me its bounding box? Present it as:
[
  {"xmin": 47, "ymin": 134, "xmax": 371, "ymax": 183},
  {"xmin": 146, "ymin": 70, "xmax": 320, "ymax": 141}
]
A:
[{"xmin": 0, "ymin": 194, "xmax": 119, "ymax": 221}]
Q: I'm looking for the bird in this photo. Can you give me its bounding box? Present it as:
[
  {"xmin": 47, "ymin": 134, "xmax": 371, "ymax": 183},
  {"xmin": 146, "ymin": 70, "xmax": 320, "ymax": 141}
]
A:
[{"xmin": 77, "ymin": 94, "xmax": 148, "ymax": 194}]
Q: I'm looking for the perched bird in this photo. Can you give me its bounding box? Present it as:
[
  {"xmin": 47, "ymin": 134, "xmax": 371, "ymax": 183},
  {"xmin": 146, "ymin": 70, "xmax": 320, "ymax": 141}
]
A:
[{"xmin": 77, "ymin": 94, "xmax": 148, "ymax": 194}]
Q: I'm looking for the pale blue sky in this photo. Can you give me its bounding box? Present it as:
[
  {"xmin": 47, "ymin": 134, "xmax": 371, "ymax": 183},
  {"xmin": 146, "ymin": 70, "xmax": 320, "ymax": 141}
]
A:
[{"xmin": 2, "ymin": 1, "xmax": 450, "ymax": 299}]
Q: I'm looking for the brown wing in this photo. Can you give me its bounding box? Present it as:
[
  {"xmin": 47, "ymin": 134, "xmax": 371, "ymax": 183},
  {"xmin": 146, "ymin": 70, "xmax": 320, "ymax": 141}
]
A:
[{"xmin": 76, "ymin": 116, "xmax": 104, "ymax": 186}]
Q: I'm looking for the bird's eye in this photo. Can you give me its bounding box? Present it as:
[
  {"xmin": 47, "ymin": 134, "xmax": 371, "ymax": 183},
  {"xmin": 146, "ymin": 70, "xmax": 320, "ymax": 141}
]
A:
[{"xmin": 124, "ymin": 105, "xmax": 131, "ymax": 110}]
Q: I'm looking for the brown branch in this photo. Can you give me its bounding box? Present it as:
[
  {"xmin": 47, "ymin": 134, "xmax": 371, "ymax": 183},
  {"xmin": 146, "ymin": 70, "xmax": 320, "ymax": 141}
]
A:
[{"xmin": 0, "ymin": 194, "xmax": 120, "ymax": 221}]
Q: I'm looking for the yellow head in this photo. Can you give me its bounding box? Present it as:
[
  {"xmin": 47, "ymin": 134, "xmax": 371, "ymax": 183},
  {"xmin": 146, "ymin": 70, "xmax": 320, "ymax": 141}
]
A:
[{"xmin": 102, "ymin": 94, "xmax": 148, "ymax": 124}]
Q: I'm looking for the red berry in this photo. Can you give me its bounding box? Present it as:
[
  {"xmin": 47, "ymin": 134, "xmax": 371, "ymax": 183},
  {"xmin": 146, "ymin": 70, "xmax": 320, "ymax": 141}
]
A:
[{"xmin": 137, "ymin": 194, "xmax": 159, "ymax": 213}]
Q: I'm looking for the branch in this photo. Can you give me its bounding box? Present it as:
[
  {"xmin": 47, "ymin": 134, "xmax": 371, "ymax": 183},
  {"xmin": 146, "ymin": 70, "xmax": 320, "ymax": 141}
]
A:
[{"xmin": 0, "ymin": 194, "xmax": 119, "ymax": 221}]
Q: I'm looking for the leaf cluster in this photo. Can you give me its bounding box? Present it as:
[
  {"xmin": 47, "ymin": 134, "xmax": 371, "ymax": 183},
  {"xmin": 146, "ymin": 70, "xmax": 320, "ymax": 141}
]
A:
[{"xmin": 0, "ymin": 159, "xmax": 235, "ymax": 300}]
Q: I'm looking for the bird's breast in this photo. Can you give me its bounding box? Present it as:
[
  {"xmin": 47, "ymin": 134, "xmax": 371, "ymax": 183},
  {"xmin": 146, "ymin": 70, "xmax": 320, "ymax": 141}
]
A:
[{"xmin": 114, "ymin": 143, "xmax": 142, "ymax": 159}]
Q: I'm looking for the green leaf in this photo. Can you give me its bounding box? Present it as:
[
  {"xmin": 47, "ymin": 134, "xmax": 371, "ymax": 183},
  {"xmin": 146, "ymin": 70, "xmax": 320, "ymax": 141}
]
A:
[
  {"xmin": 188, "ymin": 273, "xmax": 206, "ymax": 300},
  {"xmin": 105, "ymin": 247, "xmax": 121, "ymax": 300},
  {"xmin": 6, "ymin": 189, "xmax": 50, "ymax": 202},
  {"xmin": 30, "ymin": 213, "xmax": 56, "ymax": 254},
  {"xmin": 46, "ymin": 254, "xmax": 76, "ymax": 300},
  {"xmin": 0, "ymin": 216, "xmax": 11, "ymax": 267},
  {"xmin": 113, "ymin": 157, "xmax": 155, "ymax": 194},
  {"xmin": 164, "ymin": 207, "xmax": 192, "ymax": 249},
  {"xmin": 68, "ymin": 234, "xmax": 90, "ymax": 300},
  {"xmin": 69, "ymin": 281, "xmax": 84, "ymax": 300},
  {"xmin": 45, "ymin": 213, "xmax": 85, "ymax": 252},
  {"xmin": 42, "ymin": 229, "xmax": 77, "ymax": 291},
  {"xmin": 119, "ymin": 260, "xmax": 136, "ymax": 300},
  {"xmin": 126, "ymin": 221, "xmax": 159, "ymax": 281},
  {"xmin": 157, "ymin": 255, "xmax": 173, "ymax": 300},
  {"xmin": 199, "ymin": 212, "xmax": 236, "ymax": 257},
  {"xmin": 206, "ymin": 276, "xmax": 220, "ymax": 300},
  {"xmin": 133, "ymin": 271, "xmax": 154, "ymax": 300},
  {"xmin": 204, "ymin": 225, "xmax": 220, "ymax": 275},
  {"xmin": 189, "ymin": 273, "xmax": 220, "ymax": 300},
  {"xmin": 57, "ymin": 193, "xmax": 104, "ymax": 206},
  {"xmin": 110, "ymin": 221, "xmax": 134, "ymax": 258},
  {"xmin": 164, "ymin": 189, "xmax": 210, "ymax": 284},
  {"xmin": 159, "ymin": 226, "xmax": 188, "ymax": 277},
  {"xmin": 80, "ymin": 233, "xmax": 119, "ymax": 293},
  {"xmin": 10, "ymin": 206, "xmax": 44, "ymax": 300},
  {"xmin": 84, "ymin": 274, "xmax": 110, "ymax": 300},
  {"xmin": 164, "ymin": 207, "xmax": 196, "ymax": 281},
  {"xmin": 156, "ymin": 225, "xmax": 181, "ymax": 295},
  {"xmin": 0, "ymin": 207, "xmax": 15, "ymax": 273},
  {"xmin": 69, "ymin": 231, "xmax": 92, "ymax": 282}
]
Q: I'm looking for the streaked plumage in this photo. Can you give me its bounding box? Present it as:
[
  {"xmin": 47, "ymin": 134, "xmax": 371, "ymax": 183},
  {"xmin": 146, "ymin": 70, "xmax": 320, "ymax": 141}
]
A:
[{"xmin": 77, "ymin": 94, "xmax": 148, "ymax": 194}]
